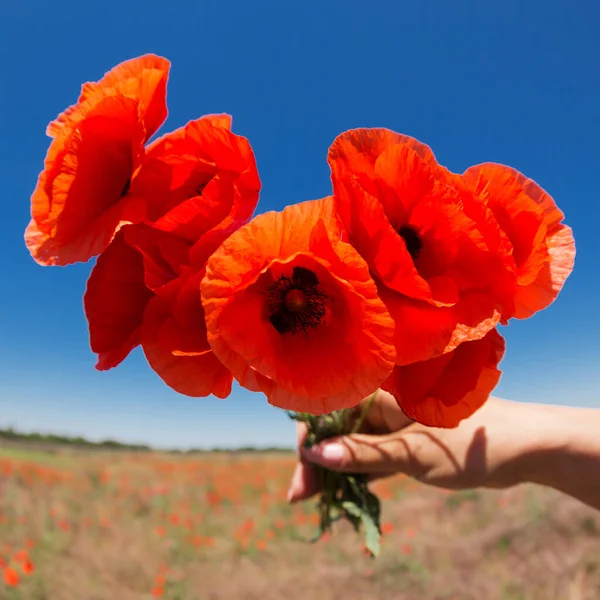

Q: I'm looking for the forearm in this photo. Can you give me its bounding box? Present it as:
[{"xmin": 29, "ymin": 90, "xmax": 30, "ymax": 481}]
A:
[{"xmin": 518, "ymin": 404, "xmax": 600, "ymax": 510}]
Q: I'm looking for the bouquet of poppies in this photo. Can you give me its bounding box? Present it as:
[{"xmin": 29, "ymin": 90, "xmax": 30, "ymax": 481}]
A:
[{"xmin": 25, "ymin": 55, "xmax": 575, "ymax": 556}]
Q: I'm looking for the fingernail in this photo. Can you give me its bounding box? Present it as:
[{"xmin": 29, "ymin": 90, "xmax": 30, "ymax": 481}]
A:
[{"xmin": 302, "ymin": 442, "xmax": 346, "ymax": 466}]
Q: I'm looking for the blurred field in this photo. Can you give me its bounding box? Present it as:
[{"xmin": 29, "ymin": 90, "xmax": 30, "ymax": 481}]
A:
[{"xmin": 0, "ymin": 445, "xmax": 598, "ymax": 600}]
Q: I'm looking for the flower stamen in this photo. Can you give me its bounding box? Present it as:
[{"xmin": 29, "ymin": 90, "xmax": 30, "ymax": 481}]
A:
[{"xmin": 267, "ymin": 266, "xmax": 328, "ymax": 335}]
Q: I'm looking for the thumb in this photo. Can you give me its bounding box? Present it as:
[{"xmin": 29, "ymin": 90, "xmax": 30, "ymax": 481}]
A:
[{"xmin": 300, "ymin": 431, "xmax": 419, "ymax": 475}]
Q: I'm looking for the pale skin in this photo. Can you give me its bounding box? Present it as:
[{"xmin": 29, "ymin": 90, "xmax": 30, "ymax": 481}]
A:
[{"xmin": 287, "ymin": 390, "xmax": 600, "ymax": 511}]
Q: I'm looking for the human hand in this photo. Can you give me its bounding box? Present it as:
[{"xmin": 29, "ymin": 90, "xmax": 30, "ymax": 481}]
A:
[{"xmin": 287, "ymin": 390, "xmax": 549, "ymax": 503}]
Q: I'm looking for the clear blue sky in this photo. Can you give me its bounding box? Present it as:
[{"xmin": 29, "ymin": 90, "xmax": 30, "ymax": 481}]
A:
[{"xmin": 1, "ymin": 1, "xmax": 598, "ymax": 449}]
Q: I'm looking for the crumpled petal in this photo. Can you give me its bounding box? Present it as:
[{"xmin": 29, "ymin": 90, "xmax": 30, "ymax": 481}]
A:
[
  {"xmin": 142, "ymin": 292, "xmax": 232, "ymax": 398},
  {"xmin": 378, "ymin": 285, "xmax": 501, "ymax": 365},
  {"xmin": 84, "ymin": 231, "xmax": 153, "ymax": 370},
  {"xmin": 382, "ymin": 329, "xmax": 506, "ymax": 428},
  {"xmin": 462, "ymin": 163, "xmax": 575, "ymax": 319},
  {"xmin": 26, "ymin": 93, "xmax": 147, "ymax": 265},
  {"xmin": 124, "ymin": 224, "xmax": 190, "ymax": 291},
  {"xmin": 129, "ymin": 115, "xmax": 261, "ymax": 268},
  {"xmin": 47, "ymin": 54, "xmax": 170, "ymax": 141}
]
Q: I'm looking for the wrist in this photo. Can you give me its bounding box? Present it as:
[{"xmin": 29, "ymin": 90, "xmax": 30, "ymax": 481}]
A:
[
  {"xmin": 478, "ymin": 399, "xmax": 567, "ymax": 488},
  {"xmin": 513, "ymin": 404, "xmax": 569, "ymax": 486},
  {"xmin": 514, "ymin": 403, "xmax": 599, "ymax": 491}
]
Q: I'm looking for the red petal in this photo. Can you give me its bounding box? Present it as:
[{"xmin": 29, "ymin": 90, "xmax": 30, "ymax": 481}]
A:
[
  {"xmin": 379, "ymin": 286, "xmax": 501, "ymax": 365},
  {"xmin": 462, "ymin": 163, "xmax": 575, "ymax": 318},
  {"xmin": 153, "ymin": 268, "xmax": 211, "ymax": 356},
  {"xmin": 512, "ymin": 225, "xmax": 575, "ymax": 319},
  {"xmin": 382, "ymin": 329, "xmax": 506, "ymax": 428},
  {"xmin": 138, "ymin": 116, "xmax": 260, "ymax": 231},
  {"xmin": 26, "ymin": 93, "xmax": 147, "ymax": 266},
  {"xmin": 331, "ymin": 178, "xmax": 431, "ymax": 300},
  {"xmin": 48, "ymin": 54, "xmax": 170, "ymax": 141},
  {"xmin": 84, "ymin": 231, "xmax": 153, "ymax": 370},
  {"xmin": 124, "ymin": 225, "xmax": 190, "ymax": 290},
  {"xmin": 142, "ymin": 295, "xmax": 232, "ymax": 398}
]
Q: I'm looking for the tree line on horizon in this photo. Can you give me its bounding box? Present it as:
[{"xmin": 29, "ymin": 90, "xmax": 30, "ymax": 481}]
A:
[{"xmin": 0, "ymin": 426, "xmax": 293, "ymax": 454}]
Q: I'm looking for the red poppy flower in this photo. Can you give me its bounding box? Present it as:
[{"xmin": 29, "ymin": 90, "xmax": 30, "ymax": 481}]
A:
[
  {"xmin": 83, "ymin": 115, "xmax": 260, "ymax": 397},
  {"xmin": 201, "ymin": 196, "xmax": 396, "ymax": 414},
  {"xmin": 25, "ymin": 54, "xmax": 170, "ymax": 266},
  {"xmin": 3, "ymin": 566, "xmax": 19, "ymax": 587},
  {"xmin": 381, "ymin": 328, "xmax": 506, "ymax": 428},
  {"xmin": 461, "ymin": 163, "xmax": 575, "ymax": 319},
  {"xmin": 21, "ymin": 560, "xmax": 34, "ymax": 576},
  {"xmin": 328, "ymin": 128, "xmax": 514, "ymax": 365}
]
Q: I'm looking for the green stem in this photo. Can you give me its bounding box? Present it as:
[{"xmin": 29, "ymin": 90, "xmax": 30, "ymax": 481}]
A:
[
  {"xmin": 351, "ymin": 389, "xmax": 378, "ymax": 434},
  {"xmin": 288, "ymin": 397, "xmax": 383, "ymax": 555}
]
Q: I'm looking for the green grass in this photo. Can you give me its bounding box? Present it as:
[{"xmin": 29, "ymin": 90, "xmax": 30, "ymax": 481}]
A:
[{"xmin": 0, "ymin": 446, "xmax": 74, "ymax": 466}]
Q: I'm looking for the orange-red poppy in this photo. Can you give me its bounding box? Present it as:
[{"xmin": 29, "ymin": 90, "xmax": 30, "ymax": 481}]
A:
[
  {"xmin": 461, "ymin": 163, "xmax": 575, "ymax": 319},
  {"xmin": 11, "ymin": 550, "xmax": 28, "ymax": 564},
  {"xmin": 3, "ymin": 566, "xmax": 19, "ymax": 587},
  {"xmin": 381, "ymin": 328, "xmax": 505, "ymax": 428},
  {"xmin": 25, "ymin": 54, "xmax": 170, "ymax": 266},
  {"xmin": 328, "ymin": 128, "xmax": 514, "ymax": 366},
  {"xmin": 129, "ymin": 113, "xmax": 258, "ymax": 262},
  {"xmin": 20, "ymin": 560, "xmax": 34, "ymax": 576},
  {"xmin": 83, "ymin": 115, "xmax": 260, "ymax": 397},
  {"xmin": 201, "ymin": 196, "xmax": 396, "ymax": 413}
]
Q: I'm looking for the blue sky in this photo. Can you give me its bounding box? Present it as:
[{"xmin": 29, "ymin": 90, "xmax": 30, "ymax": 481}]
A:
[{"xmin": 1, "ymin": 1, "xmax": 598, "ymax": 449}]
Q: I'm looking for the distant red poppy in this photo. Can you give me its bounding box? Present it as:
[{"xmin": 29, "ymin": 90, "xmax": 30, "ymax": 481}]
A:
[
  {"xmin": 461, "ymin": 163, "xmax": 575, "ymax": 319},
  {"xmin": 26, "ymin": 54, "xmax": 170, "ymax": 266},
  {"xmin": 382, "ymin": 329, "xmax": 505, "ymax": 428},
  {"xmin": 83, "ymin": 115, "xmax": 260, "ymax": 397},
  {"xmin": 12, "ymin": 550, "xmax": 28, "ymax": 564},
  {"xmin": 328, "ymin": 128, "xmax": 514, "ymax": 366},
  {"xmin": 201, "ymin": 197, "xmax": 396, "ymax": 413},
  {"xmin": 21, "ymin": 560, "xmax": 34, "ymax": 576},
  {"xmin": 3, "ymin": 566, "xmax": 19, "ymax": 587}
]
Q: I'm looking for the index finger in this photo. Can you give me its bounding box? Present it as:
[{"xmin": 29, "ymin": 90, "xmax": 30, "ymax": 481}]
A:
[{"xmin": 356, "ymin": 389, "xmax": 414, "ymax": 434}]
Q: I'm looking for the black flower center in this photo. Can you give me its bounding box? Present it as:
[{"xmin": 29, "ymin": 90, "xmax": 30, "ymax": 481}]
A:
[
  {"xmin": 267, "ymin": 266, "xmax": 328, "ymax": 335},
  {"xmin": 398, "ymin": 226, "xmax": 422, "ymax": 260}
]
